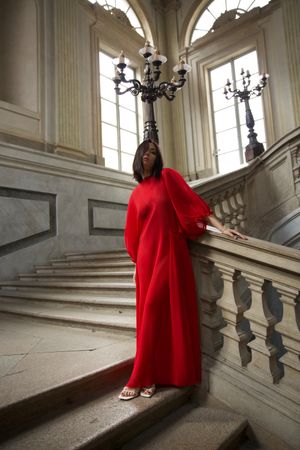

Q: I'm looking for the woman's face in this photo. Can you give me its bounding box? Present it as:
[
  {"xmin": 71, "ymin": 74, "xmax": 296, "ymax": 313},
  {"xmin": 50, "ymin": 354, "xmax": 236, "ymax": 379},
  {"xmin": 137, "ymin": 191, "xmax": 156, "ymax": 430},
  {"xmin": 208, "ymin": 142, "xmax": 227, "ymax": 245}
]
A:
[{"xmin": 142, "ymin": 143, "xmax": 157, "ymax": 173}]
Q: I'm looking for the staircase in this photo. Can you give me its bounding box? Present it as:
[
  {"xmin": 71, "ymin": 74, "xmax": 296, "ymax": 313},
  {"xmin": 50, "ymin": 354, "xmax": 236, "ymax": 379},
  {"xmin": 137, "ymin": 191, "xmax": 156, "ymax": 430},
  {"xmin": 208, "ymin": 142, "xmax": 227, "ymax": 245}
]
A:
[
  {"xmin": 0, "ymin": 250, "xmax": 257, "ymax": 449},
  {"xmin": 0, "ymin": 250, "xmax": 136, "ymax": 335}
]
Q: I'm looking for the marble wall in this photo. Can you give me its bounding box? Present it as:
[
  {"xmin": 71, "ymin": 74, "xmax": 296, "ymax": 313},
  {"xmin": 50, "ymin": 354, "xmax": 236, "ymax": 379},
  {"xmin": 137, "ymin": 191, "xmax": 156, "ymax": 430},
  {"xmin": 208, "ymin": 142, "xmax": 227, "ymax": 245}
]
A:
[{"xmin": 0, "ymin": 142, "xmax": 135, "ymax": 280}]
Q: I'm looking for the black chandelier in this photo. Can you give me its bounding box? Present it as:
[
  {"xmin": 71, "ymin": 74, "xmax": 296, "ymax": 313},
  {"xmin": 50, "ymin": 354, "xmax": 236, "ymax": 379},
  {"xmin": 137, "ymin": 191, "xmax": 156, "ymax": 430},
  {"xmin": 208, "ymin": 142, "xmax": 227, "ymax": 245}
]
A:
[
  {"xmin": 112, "ymin": 42, "xmax": 191, "ymax": 143},
  {"xmin": 224, "ymin": 69, "xmax": 269, "ymax": 162}
]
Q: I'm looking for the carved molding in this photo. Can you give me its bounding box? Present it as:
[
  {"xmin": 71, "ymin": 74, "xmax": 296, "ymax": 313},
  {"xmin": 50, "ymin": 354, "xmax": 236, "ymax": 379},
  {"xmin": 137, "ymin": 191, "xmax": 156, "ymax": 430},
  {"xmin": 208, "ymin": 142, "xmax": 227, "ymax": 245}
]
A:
[{"xmin": 0, "ymin": 187, "xmax": 56, "ymax": 257}]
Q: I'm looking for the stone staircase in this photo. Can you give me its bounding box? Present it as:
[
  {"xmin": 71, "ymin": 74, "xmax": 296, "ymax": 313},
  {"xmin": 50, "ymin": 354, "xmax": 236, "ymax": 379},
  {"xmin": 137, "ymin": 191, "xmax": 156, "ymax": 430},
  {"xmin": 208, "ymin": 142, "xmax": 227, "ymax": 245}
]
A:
[
  {"xmin": 0, "ymin": 250, "xmax": 136, "ymax": 335},
  {"xmin": 0, "ymin": 249, "xmax": 258, "ymax": 449}
]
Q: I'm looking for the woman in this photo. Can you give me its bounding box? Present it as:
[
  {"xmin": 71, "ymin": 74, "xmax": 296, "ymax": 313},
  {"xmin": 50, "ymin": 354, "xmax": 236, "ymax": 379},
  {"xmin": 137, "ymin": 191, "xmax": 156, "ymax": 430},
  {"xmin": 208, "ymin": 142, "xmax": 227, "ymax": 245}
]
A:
[{"xmin": 119, "ymin": 139, "xmax": 246, "ymax": 400}]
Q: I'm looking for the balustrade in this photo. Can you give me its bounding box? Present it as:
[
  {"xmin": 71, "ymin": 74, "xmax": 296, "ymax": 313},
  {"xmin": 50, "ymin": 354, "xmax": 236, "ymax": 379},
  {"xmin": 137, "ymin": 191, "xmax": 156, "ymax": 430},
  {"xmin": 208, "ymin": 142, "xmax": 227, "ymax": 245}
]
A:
[{"xmin": 191, "ymin": 232, "xmax": 300, "ymax": 398}]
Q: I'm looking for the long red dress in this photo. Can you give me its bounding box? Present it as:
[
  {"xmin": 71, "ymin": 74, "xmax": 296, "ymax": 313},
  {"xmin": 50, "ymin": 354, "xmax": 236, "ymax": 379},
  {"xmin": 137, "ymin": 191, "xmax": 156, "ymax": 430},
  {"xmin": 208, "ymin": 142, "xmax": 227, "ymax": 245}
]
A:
[{"xmin": 125, "ymin": 168, "xmax": 212, "ymax": 388}]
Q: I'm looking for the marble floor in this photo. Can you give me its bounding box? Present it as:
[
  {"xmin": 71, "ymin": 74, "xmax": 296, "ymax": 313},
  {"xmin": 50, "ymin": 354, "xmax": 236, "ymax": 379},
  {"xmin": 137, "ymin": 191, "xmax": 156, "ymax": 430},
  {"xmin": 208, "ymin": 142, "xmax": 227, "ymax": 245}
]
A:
[{"xmin": 0, "ymin": 313, "xmax": 136, "ymax": 408}]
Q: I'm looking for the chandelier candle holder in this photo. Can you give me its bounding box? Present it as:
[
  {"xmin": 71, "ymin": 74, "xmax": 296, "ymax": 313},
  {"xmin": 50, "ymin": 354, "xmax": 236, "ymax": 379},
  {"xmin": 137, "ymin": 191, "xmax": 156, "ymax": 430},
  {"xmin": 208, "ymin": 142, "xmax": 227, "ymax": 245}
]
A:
[
  {"xmin": 224, "ymin": 69, "xmax": 269, "ymax": 162},
  {"xmin": 112, "ymin": 42, "xmax": 191, "ymax": 143}
]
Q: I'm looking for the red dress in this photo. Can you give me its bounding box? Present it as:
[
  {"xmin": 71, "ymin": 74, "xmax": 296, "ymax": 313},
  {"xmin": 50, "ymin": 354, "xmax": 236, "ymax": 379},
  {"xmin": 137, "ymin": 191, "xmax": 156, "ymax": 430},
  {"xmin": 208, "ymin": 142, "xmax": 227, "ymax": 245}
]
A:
[{"xmin": 125, "ymin": 168, "xmax": 212, "ymax": 388}]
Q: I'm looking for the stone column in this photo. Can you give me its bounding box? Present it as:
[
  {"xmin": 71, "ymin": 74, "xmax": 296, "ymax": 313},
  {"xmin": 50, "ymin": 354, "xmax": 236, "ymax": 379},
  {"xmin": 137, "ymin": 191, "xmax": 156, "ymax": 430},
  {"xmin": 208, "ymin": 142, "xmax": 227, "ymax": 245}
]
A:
[
  {"xmin": 54, "ymin": 0, "xmax": 82, "ymax": 158},
  {"xmin": 281, "ymin": 0, "xmax": 300, "ymax": 126}
]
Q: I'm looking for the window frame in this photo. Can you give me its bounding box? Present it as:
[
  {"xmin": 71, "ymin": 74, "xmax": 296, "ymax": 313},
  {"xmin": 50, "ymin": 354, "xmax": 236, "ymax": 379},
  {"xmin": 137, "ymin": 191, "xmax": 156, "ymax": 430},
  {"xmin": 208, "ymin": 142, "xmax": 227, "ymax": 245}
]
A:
[
  {"xmin": 209, "ymin": 49, "xmax": 266, "ymax": 174},
  {"xmin": 99, "ymin": 50, "xmax": 141, "ymax": 173}
]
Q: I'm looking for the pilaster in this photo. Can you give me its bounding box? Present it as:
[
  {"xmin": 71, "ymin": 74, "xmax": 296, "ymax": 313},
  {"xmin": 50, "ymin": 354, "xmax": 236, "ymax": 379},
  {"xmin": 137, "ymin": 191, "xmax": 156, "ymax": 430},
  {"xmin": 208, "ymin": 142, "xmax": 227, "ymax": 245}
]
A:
[
  {"xmin": 281, "ymin": 0, "xmax": 300, "ymax": 126},
  {"xmin": 54, "ymin": 0, "xmax": 82, "ymax": 158}
]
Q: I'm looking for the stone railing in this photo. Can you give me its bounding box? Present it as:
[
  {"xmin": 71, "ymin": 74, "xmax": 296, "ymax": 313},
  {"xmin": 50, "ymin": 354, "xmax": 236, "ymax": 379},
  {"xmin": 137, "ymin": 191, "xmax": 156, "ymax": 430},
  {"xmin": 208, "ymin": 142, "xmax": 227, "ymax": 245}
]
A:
[
  {"xmin": 190, "ymin": 232, "xmax": 300, "ymax": 449},
  {"xmin": 190, "ymin": 126, "xmax": 300, "ymax": 241}
]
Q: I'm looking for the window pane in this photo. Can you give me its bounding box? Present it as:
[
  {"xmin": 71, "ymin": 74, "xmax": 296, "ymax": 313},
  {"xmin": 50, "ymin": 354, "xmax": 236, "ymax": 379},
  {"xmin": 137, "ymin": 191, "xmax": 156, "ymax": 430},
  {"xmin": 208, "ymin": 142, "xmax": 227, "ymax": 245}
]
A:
[
  {"xmin": 126, "ymin": 8, "xmax": 141, "ymax": 29},
  {"xmin": 102, "ymin": 123, "xmax": 118, "ymax": 149},
  {"xmin": 120, "ymin": 107, "xmax": 137, "ymax": 133},
  {"xmin": 197, "ymin": 9, "xmax": 215, "ymax": 32},
  {"xmin": 208, "ymin": 1, "xmax": 226, "ymax": 18},
  {"xmin": 217, "ymin": 150, "xmax": 241, "ymax": 174},
  {"xmin": 234, "ymin": 51, "xmax": 258, "ymax": 78},
  {"xmin": 191, "ymin": 29, "xmax": 207, "ymax": 41},
  {"xmin": 115, "ymin": 0, "xmax": 130, "ymax": 12},
  {"xmin": 101, "ymin": 99, "xmax": 117, "ymax": 125},
  {"xmin": 121, "ymin": 152, "xmax": 134, "ymax": 173},
  {"xmin": 212, "ymin": 87, "xmax": 234, "ymax": 111},
  {"xmin": 118, "ymin": 91, "xmax": 137, "ymax": 111},
  {"xmin": 120, "ymin": 129, "xmax": 137, "ymax": 153},
  {"xmin": 239, "ymin": 0, "xmax": 256, "ymax": 10},
  {"xmin": 100, "ymin": 75, "xmax": 116, "ymax": 102},
  {"xmin": 103, "ymin": 147, "xmax": 119, "ymax": 170},
  {"xmin": 210, "ymin": 63, "xmax": 232, "ymax": 90},
  {"xmin": 216, "ymin": 128, "xmax": 239, "ymax": 153},
  {"xmin": 214, "ymin": 106, "xmax": 237, "ymax": 132},
  {"xmin": 99, "ymin": 52, "xmax": 114, "ymax": 78},
  {"xmin": 226, "ymin": 0, "xmax": 239, "ymax": 11}
]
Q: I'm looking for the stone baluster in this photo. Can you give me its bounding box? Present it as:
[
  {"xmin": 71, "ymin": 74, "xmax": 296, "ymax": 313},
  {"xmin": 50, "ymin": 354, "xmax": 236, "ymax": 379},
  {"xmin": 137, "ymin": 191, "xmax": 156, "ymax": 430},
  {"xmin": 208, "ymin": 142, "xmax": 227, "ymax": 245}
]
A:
[
  {"xmin": 243, "ymin": 273, "xmax": 283, "ymax": 383},
  {"xmin": 291, "ymin": 144, "xmax": 300, "ymax": 193},
  {"xmin": 215, "ymin": 264, "xmax": 251, "ymax": 367},
  {"xmin": 211, "ymin": 196, "xmax": 224, "ymax": 224},
  {"xmin": 219, "ymin": 193, "xmax": 232, "ymax": 228},
  {"xmin": 228, "ymin": 189, "xmax": 239, "ymax": 229},
  {"xmin": 191, "ymin": 254, "xmax": 223, "ymax": 356},
  {"xmin": 272, "ymin": 282, "xmax": 300, "ymax": 393},
  {"xmin": 235, "ymin": 188, "xmax": 246, "ymax": 230}
]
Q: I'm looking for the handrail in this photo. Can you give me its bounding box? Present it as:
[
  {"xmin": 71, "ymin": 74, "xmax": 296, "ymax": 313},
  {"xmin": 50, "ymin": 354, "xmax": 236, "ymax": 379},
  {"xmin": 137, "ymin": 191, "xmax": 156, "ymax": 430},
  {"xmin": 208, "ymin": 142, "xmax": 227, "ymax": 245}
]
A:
[{"xmin": 189, "ymin": 127, "xmax": 300, "ymax": 240}]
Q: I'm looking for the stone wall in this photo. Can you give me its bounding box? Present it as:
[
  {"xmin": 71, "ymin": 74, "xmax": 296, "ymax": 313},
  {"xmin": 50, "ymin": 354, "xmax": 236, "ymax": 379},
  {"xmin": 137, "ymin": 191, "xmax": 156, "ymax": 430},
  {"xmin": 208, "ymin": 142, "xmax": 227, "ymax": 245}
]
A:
[{"xmin": 0, "ymin": 142, "xmax": 134, "ymax": 280}]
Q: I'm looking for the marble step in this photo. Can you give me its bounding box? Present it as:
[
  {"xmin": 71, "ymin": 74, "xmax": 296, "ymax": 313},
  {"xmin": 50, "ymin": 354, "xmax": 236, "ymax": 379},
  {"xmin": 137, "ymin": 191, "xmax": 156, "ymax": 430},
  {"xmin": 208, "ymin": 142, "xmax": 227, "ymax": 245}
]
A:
[
  {"xmin": 0, "ymin": 280, "xmax": 136, "ymax": 297},
  {"xmin": 50, "ymin": 252, "xmax": 131, "ymax": 264},
  {"xmin": 0, "ymin": 298, "xmax": 136, "ymax": 333},
  {"xmin": 0, "ymin": 290, "xmax": 135, "ymax": 314},
  {"xmin": 0, "ymin": 315, "xmax": 136, "ymax": 439},
  {"xmin": 1, "ymin": 385, "xmax": 192, "ymax": 450},
  {"xmin": 64, "ymin": 249, "xmax": 128, "ymax": 258},
  {"xmin": 18, "ymin": 270, "xmax": 134, "ymax": 282},
  {"xmin": 35, "ymin": 262, "xmax": 134, "ymax": 273},
  {"xmin": 122, "ymin": 398, "xmax": 249, "ymax": 450}
]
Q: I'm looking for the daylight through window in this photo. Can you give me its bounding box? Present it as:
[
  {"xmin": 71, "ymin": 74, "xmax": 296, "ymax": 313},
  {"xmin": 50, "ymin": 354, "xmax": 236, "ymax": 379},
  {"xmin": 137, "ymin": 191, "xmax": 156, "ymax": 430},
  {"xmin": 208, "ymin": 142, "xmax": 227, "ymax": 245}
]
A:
[
  {"xmin": 210, "ymin": 50, "xmax": 266, "ymax": 174},
  {"xmin": 99, "ymin": 51, "xmax": 140, "ymax": 173}
]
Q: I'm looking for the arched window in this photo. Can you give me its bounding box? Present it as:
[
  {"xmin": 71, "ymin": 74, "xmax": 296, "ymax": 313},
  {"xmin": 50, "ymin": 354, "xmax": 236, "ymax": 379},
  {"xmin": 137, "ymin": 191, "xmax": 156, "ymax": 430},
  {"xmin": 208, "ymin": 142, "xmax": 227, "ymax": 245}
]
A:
[
  {"xmin": 191, "ymin": 0, "xmax": 271, "ymax": 43},
  {"xmin": 87, "ymin": 0, "xmax": 145, "ymax": 37}
]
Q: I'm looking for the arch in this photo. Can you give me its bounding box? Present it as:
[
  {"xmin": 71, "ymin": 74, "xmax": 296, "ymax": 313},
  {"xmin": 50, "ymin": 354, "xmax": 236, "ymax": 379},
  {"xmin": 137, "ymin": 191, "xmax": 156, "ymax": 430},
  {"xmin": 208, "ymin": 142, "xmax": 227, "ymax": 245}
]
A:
[
  {"xmin": 87, "ymin": 0, "xmax": 154, "ymax": 43},
  {"xmin": 181, "ymin": 0, "xmax": 271, "ymax": 49},
  {"xmin": 180, "ymin": 0, "xmax": 210, "ymax": 49}
]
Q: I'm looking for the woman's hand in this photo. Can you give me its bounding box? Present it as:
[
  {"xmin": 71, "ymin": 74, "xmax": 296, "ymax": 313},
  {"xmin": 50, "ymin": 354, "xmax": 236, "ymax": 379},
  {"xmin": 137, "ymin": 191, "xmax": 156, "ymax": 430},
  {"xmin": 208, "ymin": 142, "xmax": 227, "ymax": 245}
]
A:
[
  {"xmin": 221, "ymin": 228, "xmax": 247, "ymax": 240},
  {"xmin": 205, "ymin": 214, "xmax": 247, "ymax": 240}
]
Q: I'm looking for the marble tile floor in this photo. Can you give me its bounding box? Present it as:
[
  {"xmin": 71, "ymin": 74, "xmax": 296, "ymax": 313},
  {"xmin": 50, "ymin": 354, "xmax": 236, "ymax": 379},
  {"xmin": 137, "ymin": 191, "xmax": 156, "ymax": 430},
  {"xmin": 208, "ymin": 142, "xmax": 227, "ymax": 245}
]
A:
[{"xmin": 0, "ymin": 312, "xmax": 136, "ymax": 408}]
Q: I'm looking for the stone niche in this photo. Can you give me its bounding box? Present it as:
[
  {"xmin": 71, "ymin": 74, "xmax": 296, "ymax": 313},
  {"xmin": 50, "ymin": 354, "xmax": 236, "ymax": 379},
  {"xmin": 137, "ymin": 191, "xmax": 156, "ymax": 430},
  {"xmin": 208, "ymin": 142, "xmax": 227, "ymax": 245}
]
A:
[{"xmin": 0, "ymin": 0, "xmax": 38, "ymax": 112}]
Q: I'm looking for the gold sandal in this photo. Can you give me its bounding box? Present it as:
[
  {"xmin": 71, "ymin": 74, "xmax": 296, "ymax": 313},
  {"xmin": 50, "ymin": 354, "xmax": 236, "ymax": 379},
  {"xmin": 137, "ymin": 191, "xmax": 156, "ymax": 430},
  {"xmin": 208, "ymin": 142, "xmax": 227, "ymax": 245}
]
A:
[
  {"xmin": 118, "ymin": 386, "xmax": 140, "ymax": 401},
  {"xmin": 140, "ymin": 385, "xmax": 156, "ymax": 398}
]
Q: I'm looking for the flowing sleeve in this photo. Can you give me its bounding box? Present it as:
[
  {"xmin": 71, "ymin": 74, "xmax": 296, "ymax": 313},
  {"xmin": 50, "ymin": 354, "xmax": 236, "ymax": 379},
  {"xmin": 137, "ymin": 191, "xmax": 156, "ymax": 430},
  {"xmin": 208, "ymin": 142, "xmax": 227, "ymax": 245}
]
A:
[
  {"xmin": 162, "ymin": 168, "xmax": 213, "ymax": 239},
  {"xmin": 124, "ymin": 193, "xmax": 139, "ymax": 263}
]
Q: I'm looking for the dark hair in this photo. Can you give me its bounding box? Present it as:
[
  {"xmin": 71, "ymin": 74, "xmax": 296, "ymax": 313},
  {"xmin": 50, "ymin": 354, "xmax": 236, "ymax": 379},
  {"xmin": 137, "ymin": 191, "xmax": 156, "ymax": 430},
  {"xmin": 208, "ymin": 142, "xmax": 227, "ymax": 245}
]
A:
[{"xmin": 132, "ymin": 139, "xmax": 164, "ymax": 183}]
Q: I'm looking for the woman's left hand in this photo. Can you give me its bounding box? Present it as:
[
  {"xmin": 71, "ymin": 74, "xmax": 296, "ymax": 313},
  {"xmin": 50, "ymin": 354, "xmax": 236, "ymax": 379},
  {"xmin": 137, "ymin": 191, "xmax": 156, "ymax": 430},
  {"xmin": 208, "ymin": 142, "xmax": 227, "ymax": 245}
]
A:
[{"xmin": 221, "ymin": 228, "xmax": 247, "ymax": 240}]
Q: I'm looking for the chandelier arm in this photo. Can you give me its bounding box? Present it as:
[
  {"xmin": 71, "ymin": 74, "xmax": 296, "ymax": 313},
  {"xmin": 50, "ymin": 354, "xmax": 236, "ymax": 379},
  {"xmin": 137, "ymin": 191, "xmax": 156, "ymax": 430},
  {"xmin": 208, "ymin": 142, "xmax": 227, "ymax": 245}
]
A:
[{"xmin": 163, "ymin": 92, "xmax": 176, "ymax": 101}]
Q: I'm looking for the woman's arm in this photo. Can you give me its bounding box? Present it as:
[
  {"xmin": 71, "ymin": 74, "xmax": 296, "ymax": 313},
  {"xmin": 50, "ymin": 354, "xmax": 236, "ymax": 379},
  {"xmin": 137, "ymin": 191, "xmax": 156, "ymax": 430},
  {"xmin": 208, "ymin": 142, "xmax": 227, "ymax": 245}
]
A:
[{"xmin": 205, "ymin": 214, "xmax": 247, "ymax": 240}]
